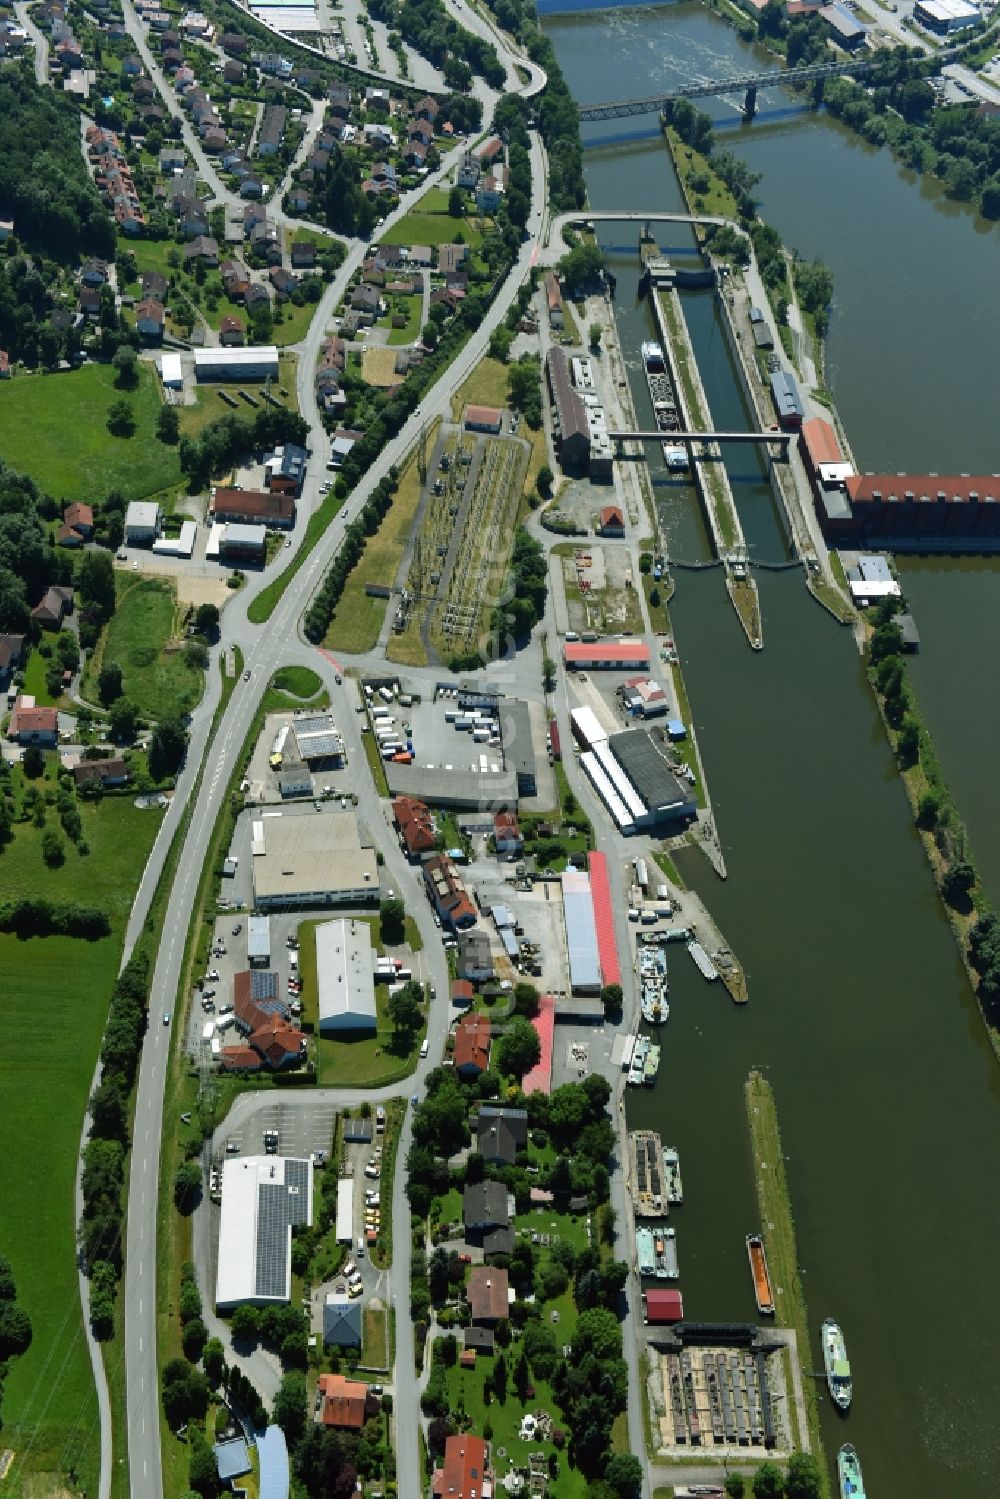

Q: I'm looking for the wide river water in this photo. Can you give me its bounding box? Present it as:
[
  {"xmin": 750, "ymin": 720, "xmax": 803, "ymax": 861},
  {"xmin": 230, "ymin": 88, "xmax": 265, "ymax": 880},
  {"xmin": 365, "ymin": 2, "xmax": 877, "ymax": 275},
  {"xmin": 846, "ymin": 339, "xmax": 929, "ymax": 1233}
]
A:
[{"xmin": 542, "ymin": 4, "xmax": 1000, "ymax": 1493}]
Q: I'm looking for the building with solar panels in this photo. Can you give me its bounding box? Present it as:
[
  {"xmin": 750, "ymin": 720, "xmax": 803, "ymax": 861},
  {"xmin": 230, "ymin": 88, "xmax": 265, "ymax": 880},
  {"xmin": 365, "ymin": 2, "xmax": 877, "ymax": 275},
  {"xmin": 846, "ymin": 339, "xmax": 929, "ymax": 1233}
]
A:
[
  {"xmin": 293, "ymin": 713, "xmax": 345, "ymax": 765},
  {"xmin": 215, "ymin": 1155, "xmax": 313, "ymax": 1308}
]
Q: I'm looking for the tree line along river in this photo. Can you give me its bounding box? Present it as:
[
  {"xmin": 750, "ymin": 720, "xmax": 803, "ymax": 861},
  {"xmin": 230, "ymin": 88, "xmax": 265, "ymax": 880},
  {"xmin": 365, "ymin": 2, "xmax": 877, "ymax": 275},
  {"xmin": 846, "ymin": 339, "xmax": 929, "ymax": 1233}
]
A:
[{"xmin": 542, "ymin": 4, "xmax": 1000, "ymax": 1495}]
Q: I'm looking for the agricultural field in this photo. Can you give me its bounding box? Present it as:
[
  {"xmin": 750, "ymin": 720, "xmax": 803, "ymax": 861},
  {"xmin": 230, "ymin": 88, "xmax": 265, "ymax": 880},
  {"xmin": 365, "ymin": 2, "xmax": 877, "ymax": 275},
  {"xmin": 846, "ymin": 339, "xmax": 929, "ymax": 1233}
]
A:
[
  {"xmin": 0, "ymin": 793, "xmax": 163, "ymax": 1498},
  {"xmin": 0, "ymin": 363, "xmax": 182, "ymax": 503},
  {"xmin": 82, "ymin": 575, "xmax": 204, "ymax": 721}
]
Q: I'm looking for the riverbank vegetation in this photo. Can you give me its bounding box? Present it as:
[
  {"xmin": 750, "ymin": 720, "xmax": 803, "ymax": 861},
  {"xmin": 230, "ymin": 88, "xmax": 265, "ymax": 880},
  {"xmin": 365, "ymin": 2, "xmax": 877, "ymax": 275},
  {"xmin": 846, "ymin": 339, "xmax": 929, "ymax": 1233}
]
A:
[
  {"xmin": 866, "ymin": 599, "xmax": 1000, "ymax": 1060},
  {"xmin": 745, "ymin": 1071, "xmax": 830, "ymax": 1497},
  {"xmin": 711, "ymin": 1, "xmax": 1000, "ymax": 220}
]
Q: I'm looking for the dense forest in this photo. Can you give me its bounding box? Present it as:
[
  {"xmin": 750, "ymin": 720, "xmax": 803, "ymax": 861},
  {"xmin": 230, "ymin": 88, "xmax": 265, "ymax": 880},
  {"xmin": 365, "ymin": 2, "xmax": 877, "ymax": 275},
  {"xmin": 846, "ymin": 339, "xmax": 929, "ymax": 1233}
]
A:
[{"xmin": 0, "ymin": 69, "xmax": 114, "ymax": 261}]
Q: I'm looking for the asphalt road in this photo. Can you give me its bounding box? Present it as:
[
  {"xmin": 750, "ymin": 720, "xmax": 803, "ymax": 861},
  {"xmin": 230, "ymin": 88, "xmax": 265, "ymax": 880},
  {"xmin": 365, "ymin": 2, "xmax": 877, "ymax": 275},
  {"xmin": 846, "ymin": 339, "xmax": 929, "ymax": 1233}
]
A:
[{"xmin": 121, "ymin": 32, "xmax": 548, "ymax": 1499}]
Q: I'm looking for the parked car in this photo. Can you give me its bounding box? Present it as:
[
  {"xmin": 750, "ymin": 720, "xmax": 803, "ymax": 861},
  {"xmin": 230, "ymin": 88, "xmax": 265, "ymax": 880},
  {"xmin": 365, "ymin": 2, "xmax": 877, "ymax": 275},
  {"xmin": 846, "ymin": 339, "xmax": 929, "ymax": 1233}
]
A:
[
  {"xmin": 163, "ymin": 1012, "xmax": 171, "ymax": 1026},
  {"xmin": 232, "ymin": 923, "xmax": 242, "ymax": 935}
]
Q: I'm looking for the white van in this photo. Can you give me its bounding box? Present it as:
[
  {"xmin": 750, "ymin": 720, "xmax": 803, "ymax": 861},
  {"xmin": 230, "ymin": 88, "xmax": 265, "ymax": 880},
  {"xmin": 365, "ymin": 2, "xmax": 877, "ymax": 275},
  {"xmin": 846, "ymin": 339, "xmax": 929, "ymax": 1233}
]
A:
[{"xmin": 419, "ymin": 1038, "xmax": 429, "ymax": 1059}]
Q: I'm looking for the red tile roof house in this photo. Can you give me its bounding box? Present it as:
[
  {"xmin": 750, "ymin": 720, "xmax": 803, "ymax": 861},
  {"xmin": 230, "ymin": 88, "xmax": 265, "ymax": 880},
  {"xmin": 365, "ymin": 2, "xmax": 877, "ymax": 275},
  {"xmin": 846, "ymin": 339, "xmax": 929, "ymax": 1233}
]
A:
[
  {"xmin": 9, "ymin": 696, "xmax": 58, "ymax": 746},
  {"xmin": 72, "ymin": 755, "xmax": 129, "ymax": 788},
  {"xmin": 433, "ymin": 1436, "xmax": 491, "ymax": 1499},
  {"xmin": 392, "ymin": 794, "xmax": 436, "ymax": 857},
  {"xmin": 64, "ymin": 502, "xmax": 94, "ymax": 538},
  {"xmin": 453, "ymin": 1013, "xmax": 490, "ymax": 1077},
  {"xmin": 423, "ymin": 854, "xmax": 477, "ymax": 929},
  {"xmin": 31, "ymin": 584, "xmax": 73, "ymax": 630},
  {"xmin": 316, "ymin": 1374, "xmax": 376, "ymax": 1430},
  {"xmin": 493, "ymin": 810, "xmax": 522, "ymax": 855},
  {"xmin": 467, "ymin": 1266, "xmax": 509, "ymax": 1325},
  {"xmin": 599, "ymin": 505, "xmax": 625, "ymax": 537}
]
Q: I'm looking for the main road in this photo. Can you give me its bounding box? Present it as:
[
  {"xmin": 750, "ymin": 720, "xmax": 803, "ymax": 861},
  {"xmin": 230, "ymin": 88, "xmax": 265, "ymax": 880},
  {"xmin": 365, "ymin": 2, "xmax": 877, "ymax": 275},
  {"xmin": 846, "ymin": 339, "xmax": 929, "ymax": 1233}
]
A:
[{"xmin": 122, "ymin": 39, "xmax": 548, "ymax": 1499}]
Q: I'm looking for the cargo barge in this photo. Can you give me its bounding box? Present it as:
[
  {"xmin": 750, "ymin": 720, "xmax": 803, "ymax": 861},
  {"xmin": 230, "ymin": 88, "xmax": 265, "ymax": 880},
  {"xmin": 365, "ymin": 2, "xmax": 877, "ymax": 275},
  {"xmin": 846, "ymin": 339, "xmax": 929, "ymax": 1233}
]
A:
[
  {"xmin": 630, "ymin": 1129, "xmax": 667, "ymax": 1217},
  {"xmin": 663, "ymin": 1145, "xmax": 683, "ymax": 1204},
  {"xmin": 688, "ymin": 940, "xmax": 719, "ymax": 982},
  {"xmin": 746, "ymin": 1233, "xmax": 775, "ymax": 1316},
  {"xmin": 641, "ymin": 339, "xmax": 686, "ymax": 465}
]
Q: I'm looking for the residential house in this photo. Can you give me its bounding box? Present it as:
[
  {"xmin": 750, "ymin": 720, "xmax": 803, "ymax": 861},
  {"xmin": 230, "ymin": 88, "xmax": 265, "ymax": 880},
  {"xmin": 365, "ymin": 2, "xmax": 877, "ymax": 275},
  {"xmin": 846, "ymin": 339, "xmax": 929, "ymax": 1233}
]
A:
[
  {"xmin": 291, "ymin": 239, "xmax": 316, "ymax": 269},
  {"xmin": 269, "ymin": 266, "xmax": 296, "ymax": 299},
  {"xmin": 221, "ymin": 29, "xmax": 248, "ymax": 53},
  {"xmin": 257, "ymin": 104, "xmax": 287, "ymax": 157},
  {"xmin": 183, "ymin": 234, "xmax": 219, "ymax": 266},
  {"xmin": 158, "ymin": 146, "xmax": 186, "ymax": 172},
  {"xmin": 72, "ymin": 756, "xmax": 129, "ymax": 788},
  {"xmin": 477, "ymin": 137, "xmax": 504, "ymax": 167},
  {"xmin": 409, "ymin": 121, "xmax": 433, "ymax": 148},
  {"xmin": 477, "ymin": 1106, "xmax": 528, "ymax": 1165},
  {"xmin": 415, "ymin": 95, "xmax": 439, "ymax": 123},
  {"xmin": 80, "ymin": 258, "xmax": 108, "ymax": 287},
  {"xmin": 79, "ymin": 285, "xmax": 101, "ymax": 318},
  {"xmin": 286, "ymin": 186, "xmax": 311, "ymax": 214},
  {"xmin": 219, "ymin": 314, "xmax": 244, "ymax": 346},
  {"xmin": 450, "ymin": 979, "xmax": 474, "ymax": 1006},
  {"xmin": 221, "ymin": 259, "xmax": 251, "ymax": 301},
  {"xmin": 423, "ymin": 855, "xmax": 477, "ymax": 930},
  {"xmin": 239, "ymin": 175, "xmax": 265, "ymax": 200},
  {"xmin": 493, "ymin": 810, "xmax": 522, "ymax": 855},
  {"xmin": 467, "ymin": 1266, "xmax": 509, "ymax": 1325},
  {"xmin": 350, "ymin": 283, "xmax": 380, "ymax": 316},
  {"xmin": 248, "ymin": 219, "xmax": 282, "ymax": 263},
  {"xmin": 8, "ymin": 696, "xmax": 58, "ymax": 745},
  {"xmin": 463, "ymin": 1181, "xmax": 509, "ymax": 1239},
  {"xmin": 328, "ymin": 83, "xmax": 351, "ymax": 117},
  {"xmin": 438, "ymin": 243, "xmax": 468, "ymax": 276},
  {"xmin": 407, "ymin": 243, "xmax": 433, "ymax": 268},
  {"xmin": 31, "ymin": 585, "xmax": 73, "ymax": 630},
  {"xmin": 0, "ymin": 634, "xmax": 25, "ymax": 689},
  {"xmin": 244, "ymin": 282, "xmax": 271, "ymax": 316},
  {"xmin": 545, "ymin": 270, "xmax": 564, "ymax": 330},
  {"xmin": 456, "ymin": 153, "xmax": 480, "ymax": 190},
  {"xmin": 405, "ymin": 141, "xmax": 427, "ymax": 168},
  {"xmin": 264, "ymin": 444, "xmax": 307, "ymax": 496},
  {"xmin": 365, "ymin": 86, "xmax": 390, "ymax": 112},
  {"xmin": 175, "ymin": 199, "xmax": 209, "ymax": 239},
  {"xmin": 430, "ymin": 287, "xmax": 464, "ymax": 316},
  {"xmin": 121, "ymin": 52, "xmax": 142, "ymax": 75},
  {"xmin": 454, "ymin": 1013, "xmax": 490, "ymax": 1078},
  {"xmin": 476, "ymin": 172, "xmax": 506, "ymax": 215},
  {"xmin": 0, "ymin": 219, "xmax": 14, "ymax": 244},
  {"xmin": 223, "ymin": 58, "xmax": 245, "ymax": 84},
  {"xmin": 316, "ymin": 1374, "xmax": 374, "ymax": 1431},
  {"xmin": 211, "ymin": 488, "xmax": 295, "ymax": 528},
  {"xmin": 63, "ymin": 502, "xmax": 94, "ymax": 538},
  {"xmin": 56, "ymin": 522, "xmax": 85, "ymax": 548},
  {"xmin": 392, "ymin": 794, "xmax": 436, "ymax": 858},
  {"xmin": 322, "ymin": 1296, "xmax": 362, "ymax": 1349},
  {"xmin": 433, "ymin": 1437, "xmax": 491, "ymax": 1499},
  {"xmin": 136, "ymin": 298, "xmax": 165, "ymax": 341},
  {"xmin": 203, "ymin": 126, "xmax": 228, "ymax": 155},
  {"xmin": 457, "ymin": 928, "xmax": 493, "ymax": 983}
]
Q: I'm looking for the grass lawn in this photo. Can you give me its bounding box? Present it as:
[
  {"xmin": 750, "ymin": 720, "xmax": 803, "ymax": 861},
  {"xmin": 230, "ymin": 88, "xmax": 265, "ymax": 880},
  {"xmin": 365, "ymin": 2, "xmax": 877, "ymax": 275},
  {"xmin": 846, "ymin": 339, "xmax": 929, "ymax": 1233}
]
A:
[
  {"xmin": 0, "ymin": 363, "xmax": 182, "ymax": 503},
  {"xmin": 272, "ymin": 298, "xmax": 322, "ymax": 346},
  {"xmin": 326, "ymin": 423, "xmax": 437, "ymax": 654},
  {"xmin": 383, "ymin": 292, "xmax": 423, "ymax": 346},
  {"xmin": 380, "ymin": 187, "xmax": 486, "ymax": 251},
  {"xmin": 21, "ymin": 646, "xmax": 65, "ymax": 708},
  {"xmin": 272, "ymin": 665, "xmax": 324, "ymax": 698},
  {"xmin": 0, "ymin": 795, "xmax": 163, "ymax": 1497},
  {"xmin": 363, "ymin": 1306, "xmax": 389, "ymax": 1369},
  {"xmin": 246, "ymin": 478, "xmax": 337, "ymax": 626},
  {"xmin": 83, "ymin": 576, "xmax": 204, "ymax": 721},
  {"xmin": 179, "ymin": 352, "xmax": 299, "ymax": 439}
]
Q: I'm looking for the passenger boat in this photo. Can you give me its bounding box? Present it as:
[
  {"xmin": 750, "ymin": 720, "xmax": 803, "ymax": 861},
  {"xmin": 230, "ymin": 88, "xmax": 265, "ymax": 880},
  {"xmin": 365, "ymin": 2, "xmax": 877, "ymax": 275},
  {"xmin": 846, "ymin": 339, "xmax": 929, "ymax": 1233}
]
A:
[
  {"xmin": 663, "ymin": 1145, "xmax": 683, "ymax": 1204},
  {"xmin": 641, "ymin": 340, "xmax": 666, "ymax": 373},
  {"xmin": 636, "ymin": 1225, "xmax": 656, "ymax": 1276},
  {"xmin": 643, "ymin": 1042, "xmax": 661, "ymax": 1086},
  {"xmin": 823, "ymin": 1318, "xmax": 853, "ymax": 1412},
  {"xmin": 628, "ymin": 1034, "xmax": 650, "ymax": 1087},
  {"xmin": 746, "ymin": 1233, "xmax": 775, "ymax": 1316},
  {"xmin": 837, "ymin": 1443, "xmax": 866, "ymax": 1498},
  {"xmin": 641, "ymin": 988, "xmax": 669, "ymax": 1025}
]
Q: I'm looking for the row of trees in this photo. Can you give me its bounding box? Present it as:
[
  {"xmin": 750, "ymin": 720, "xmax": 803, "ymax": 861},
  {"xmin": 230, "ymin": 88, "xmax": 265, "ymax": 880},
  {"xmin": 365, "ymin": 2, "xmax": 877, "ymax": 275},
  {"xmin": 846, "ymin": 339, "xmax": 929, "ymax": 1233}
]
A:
[
  {"xmin": 0, "ymin": 896, "xmax": 110, "ymax": 938},
  {"xmin": 370, "ymin": 0, "xmax": 505, "ymax": 89},
  {"xmin": 0, "ymin": 461, "xmax": 74, "ymax": 636},
  {"xmin": 303, "ymin": 471, "xmax": 399, "ymax": 642},
  {"xmin": 0, "ymin": 1253, "xmax": 33, "ymax": 1431}
]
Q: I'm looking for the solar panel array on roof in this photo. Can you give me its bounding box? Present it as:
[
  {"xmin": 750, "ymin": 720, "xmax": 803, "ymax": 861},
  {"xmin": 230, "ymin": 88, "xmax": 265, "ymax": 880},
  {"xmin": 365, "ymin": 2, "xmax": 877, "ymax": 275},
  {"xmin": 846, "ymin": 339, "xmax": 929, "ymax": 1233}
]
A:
[
  {"xmin": 250, "ymin": 968, "xmax": 284, "ymax": 1016},
  {"xmin": 294, "ymin": 713, "xmax": 343, "ymax": 761},
  {"xmin": 284, "ymin": 1158, "xmax": 311, "ymax": 1224},
  {"xmin": 255, "ymin": 1182, "xmax": 291, "ymax": 1299}
]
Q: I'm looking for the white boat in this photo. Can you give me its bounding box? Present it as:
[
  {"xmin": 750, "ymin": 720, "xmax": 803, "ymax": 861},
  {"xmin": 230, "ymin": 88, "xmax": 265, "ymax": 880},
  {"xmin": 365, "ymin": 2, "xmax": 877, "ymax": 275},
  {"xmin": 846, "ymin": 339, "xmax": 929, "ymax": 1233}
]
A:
[
  {"xmin": 641, "ymin": 339, "xmax": 666, "ymax": 372},
  {"xmin": 688, "ymin": 940, "xmax": 719, "ymax": 981},
  {"xmin": 823, "ymin": 1318, "xmax": 853, "ymax": 1412},
  {"xmin": 628, "ymin": 1033, "xmax": 650, "ymax": 1087}
]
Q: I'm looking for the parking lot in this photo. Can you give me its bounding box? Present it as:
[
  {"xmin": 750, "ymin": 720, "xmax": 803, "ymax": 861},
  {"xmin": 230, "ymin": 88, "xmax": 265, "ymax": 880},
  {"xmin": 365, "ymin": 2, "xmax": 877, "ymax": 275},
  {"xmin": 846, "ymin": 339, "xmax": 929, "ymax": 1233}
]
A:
[
  {"xmin": 214, "ymin": 1096, "xmax": 338, "ymax": 1162},
  {"xmin": 186, "ymin": 904, "xmax": 308, "ymax": 1056},
  {"xmin": 245, "ymin": 709, "xmax": 356, "ymax": 805}
]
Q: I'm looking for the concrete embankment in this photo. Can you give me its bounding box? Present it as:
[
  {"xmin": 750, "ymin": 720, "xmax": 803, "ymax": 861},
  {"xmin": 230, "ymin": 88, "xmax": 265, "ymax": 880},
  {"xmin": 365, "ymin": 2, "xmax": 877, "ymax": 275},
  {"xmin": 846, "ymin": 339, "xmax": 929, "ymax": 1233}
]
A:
[{"xmin": 652, "ymin": 288, "xmax": 762, "ymax": 649}]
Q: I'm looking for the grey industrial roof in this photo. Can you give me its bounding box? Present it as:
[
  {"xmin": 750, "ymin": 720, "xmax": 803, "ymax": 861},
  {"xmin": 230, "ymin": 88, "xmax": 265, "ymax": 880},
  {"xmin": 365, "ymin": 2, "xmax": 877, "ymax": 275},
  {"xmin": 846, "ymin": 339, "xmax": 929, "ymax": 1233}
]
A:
[
  {"xmin": 770, "ymin": 370, "xmax": 803, "ymax": 420},
  {"xmin": 257, "ymin": 1425, "xmax": 290, "ymax": 1499},
  {"xmin": 223, "ymin": 522, "xmax": 267, "ymax": 546},
  {"xmin": 545, "ymin": 346, "xmax": 589, "ymax": 448},
  {"xmin": 248, "ymin": 915, "xmax": 270, "ymax": 959},
  {"xmin": 562, "ymin": 876, "xmax": 602, "ymax": 993},
  {"xmin": 214, "ymin": 1437, "xmax": 252, "ymax": 1482},
  {"xmin": 293, "ymin": 713, "xmax": 343, "ymax": 761},
  {"xmin": 252, "ymin": 813, "xmax": 378, "ymax": 903},
  {"xmin": 385, "ymin": 762, "xmax": 518, "ymax": 811},
  {"xmin": 609, "ymin": 730, "xmax": 693, "ymax": 817},
  {"xmin": 499, "ymin": 698, "xmax": 535, "ymax": 779}
]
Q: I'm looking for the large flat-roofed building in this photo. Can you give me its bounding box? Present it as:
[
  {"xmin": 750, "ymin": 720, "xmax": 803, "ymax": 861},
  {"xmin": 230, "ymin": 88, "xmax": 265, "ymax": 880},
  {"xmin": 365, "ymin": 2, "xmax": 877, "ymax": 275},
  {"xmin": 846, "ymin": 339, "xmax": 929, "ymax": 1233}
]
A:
[
  {"xmin": 608, "ymin": 730, "xmax": 697, "ymax": 827},
  {"xmin": 561, "ymin": 869, "xmax": 602, "ymax": 994},
  {"xmin": 220, "ymin": 522, "xmax": 266, "ymax": 562},
  {"xmin": 315, "ymin": 918, "xmax": 377, "ymax": 1034},
  {"xmin": 545, "ymin": 346, "xmax": 590, "ymax": 470},
  {"xmin": 252, "ymin": 812, "xmax": 378, "ymax": 909},
  {"xmin": 124, "ymin": 500, "xmax": 161, "ymax": 545},
  {"xmin": 194, "ymin": 345, "xmax": 279, "ymax": 381},
  {"xmin": 293, "ymin": 713, "xmax": 344, "ymax": 764},
  {"xmin": 385, "ymin": 761, "xmax": 518, "ymax": 811},
  {"xmin": 914, "ymin": 0, "xmax": 977, "ymax": 30},
  {"xmin": 564, "ymin": 639, "xmax": 650, "ymax": 671},
  {"xmin": 215, "ymin": 1154, "xmax": 313, "ymax": 1308},
  {"xmin": 833, "ymin": 473, "xmax": 1000, "ymax": 550},
  {"xmin": 498, "ymin": 698, "xmax": 536, "ymax": 796}
]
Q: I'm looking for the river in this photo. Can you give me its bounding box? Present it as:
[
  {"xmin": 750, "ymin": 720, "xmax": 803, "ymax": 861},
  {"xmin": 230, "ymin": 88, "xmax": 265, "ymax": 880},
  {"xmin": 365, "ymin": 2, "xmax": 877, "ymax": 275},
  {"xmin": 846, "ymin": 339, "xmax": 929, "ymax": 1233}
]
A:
[{"xmin": 542, "ymin": 5, "xmax": 1000, "ymax": 1494}]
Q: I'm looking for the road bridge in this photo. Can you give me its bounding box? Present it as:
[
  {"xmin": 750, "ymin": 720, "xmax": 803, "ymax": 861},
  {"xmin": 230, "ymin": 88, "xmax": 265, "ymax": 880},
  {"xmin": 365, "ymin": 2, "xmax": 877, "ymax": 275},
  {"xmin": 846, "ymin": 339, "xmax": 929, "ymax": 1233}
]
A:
[{"xmin": 578, "ymin": 57, "xmax": 878, "ymax": 121}]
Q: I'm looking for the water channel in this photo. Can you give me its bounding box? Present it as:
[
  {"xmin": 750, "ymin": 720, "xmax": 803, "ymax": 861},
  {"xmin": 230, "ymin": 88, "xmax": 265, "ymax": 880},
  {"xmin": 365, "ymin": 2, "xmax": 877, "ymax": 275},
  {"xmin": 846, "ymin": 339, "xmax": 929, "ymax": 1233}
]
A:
[{"xmin": 542, "ymin": 4, "xmax": 1000, "ymax": 1493}]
